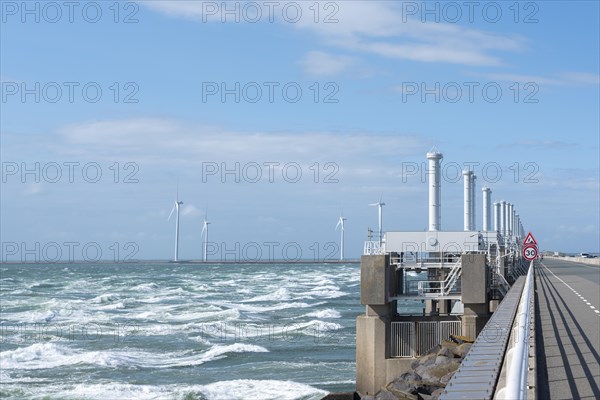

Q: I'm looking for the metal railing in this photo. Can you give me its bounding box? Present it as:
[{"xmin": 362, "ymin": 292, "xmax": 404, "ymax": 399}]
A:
[
  {"xmin": 363, "ymin": 241, "xmax": 385, "ymax": 255},
  {"xmin": 440, "ymin": 261, "xmax": 533, "ymax": 400},
  {"xmin": 390, "ymin": 321, "xmax": 414, "ymax": 357},
  {"xmin": 391, "ymin": 253, "xmax": 461, "ymax": 267},
  {"xmin": 416, "ymin": 258, "xmax": 462, "ymax": 297},
  {"xmin": 495, "ymin": 261, "xmax": 534, "ymax": 399},
  {"xmin": 495, "ymin": 273, "xmax": 511, "ymax": 296},
  {"xmin": 391, "ymin": 320, "xmax": 462, "ymax": 358}
]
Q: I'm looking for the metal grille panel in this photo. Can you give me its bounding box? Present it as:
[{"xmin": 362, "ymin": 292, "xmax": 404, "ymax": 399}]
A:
[
  {"xmin": 416, "ymin": 321, "xmax": 439, "ymax": 356},
  {"xmin": 440, "ymin": 321, "xmax": 462, "ymax": 341},
  {"xmin": 391, "ymin": 320, "xmax": 463, "ymax": 358},
  {"xmin": 390, "ymin": 321, "xmax": 414, "ymax": 357}
]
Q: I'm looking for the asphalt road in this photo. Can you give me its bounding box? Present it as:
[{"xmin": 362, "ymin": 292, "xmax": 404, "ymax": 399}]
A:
[{"xmin": 535, "ymin": 258, "xmax": 600, "ymax": 399}]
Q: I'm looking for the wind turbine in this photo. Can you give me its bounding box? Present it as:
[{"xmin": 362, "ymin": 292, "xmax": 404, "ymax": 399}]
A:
[
  {"xmin": 369, "ymin": 196, "xmax": 385, "ymax": 246},
  {"xmin": 168, "ymin": 192, "xmax": 184, "ymax": 262},
  {"xmin": 201, "ymin": 211, "xmax": 210, "ymax": 262},
  {"xmin": 335, "ymin": 212, "xmax": 347, "ymax": 261}
]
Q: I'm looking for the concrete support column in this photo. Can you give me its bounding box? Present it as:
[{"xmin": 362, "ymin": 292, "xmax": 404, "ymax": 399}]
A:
[
  {"xmin": 460, "ymin": 253, "xmax": 489, "ymax": 338},
  {"xmin": 356, "ymin": 254, "xmax": 396, "ymax": 395}
]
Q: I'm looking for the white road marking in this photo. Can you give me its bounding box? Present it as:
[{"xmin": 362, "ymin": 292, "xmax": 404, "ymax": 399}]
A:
[{"xmin": 540, "ymin": 261, "xmax": 600, "ymax": 317}]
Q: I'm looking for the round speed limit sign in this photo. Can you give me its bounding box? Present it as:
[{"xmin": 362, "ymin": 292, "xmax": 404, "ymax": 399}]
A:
[{"xmin": 523, "ymin": 245, "xmax": 538, "ymax": 261}]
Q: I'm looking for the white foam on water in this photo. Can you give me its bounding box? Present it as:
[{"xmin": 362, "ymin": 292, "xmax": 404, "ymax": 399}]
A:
[
  {"xmin": 219, "ymin": 301, "xmax": 313, "ymax": 313},
  {"xmin": 308, "ymin": 320, "xmax": 343, "ymax": 331},
  {"xmin": 132, "ymin": 282, "xmax": 160, "ymax": 291},
  {"xmin": 139, "ymin": 294, "xmax": 193, "ymax": 304},
  {"xmin": 298, "ymin": 288, "xmax": 348, "ymax": 300},
  {"xmin": 1, "ymin": 309, "xmax": 62, "ymax": 324},
  {"xmin": 178, "ymin": 308, "xmax": 240, "ymax": 327},
  {"xmin": 199, "ymin": 343, "xmax": 269, "ymax": 362},
  {"xmin": 314, "ymin": 380, "xmax": 356, "ymax": 385},
  {"xmin": 1, "ymin": 263, "xmax": 360, "ymax": 398},
  {"xmin": 309, "ymin": 278, "xmax": 337, "ymax": 287},
  {"xmin": 196, "ymin": 379, "xmax": 328, "ymax": 400},
  {"xmin": 98, "ymin": 301, "xmax": 126, "ymax": 310},
  {"xmin": 212, "ymin": 279, "xmax": 240, "ymax": 287},
  {"xmin": 165, "ymin": 308, "xmax": 240, "ymax": 323},
  {"xmin": 0, "ymin": 370, "xmax": 10, "ymax": 382},
  {"xmin": 243, "ymin": 288, "xmax": 291, "ymax": 303},
  {"xmin": 91, "ymin": 294, "xmax": 121, "ymax": 304},
  {"xmin": 198, "ymin": 319, "xmax": 342, "ymax": 340},
  {"xmin": 19, "ymin": 382, "xmax": 172, "ymax": 399},
  {"xmin": 3, "ymin": 380, "xmax": 327, "ymax": 400},
  {"xmin": 304, "ymin": 309, "xmax": 342, "ymax": 319},
  {"xmin": 0, "ymin": 342, "xmax": 269, "ymax": 370},
  {"xmin": 6, "ymin": 288, "xmax": 33, "ymax": 295}
]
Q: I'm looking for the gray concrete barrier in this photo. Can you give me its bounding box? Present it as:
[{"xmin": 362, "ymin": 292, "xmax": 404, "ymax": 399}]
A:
[{"xmin": 545, "ymin": 256, "xmax": 600, "ymax": 266}]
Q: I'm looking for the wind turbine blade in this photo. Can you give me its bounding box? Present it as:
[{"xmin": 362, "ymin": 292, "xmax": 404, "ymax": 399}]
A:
[
  {"xmin": 336, "ymin": 219, "xmax": 341, "ymax": 230},
  {"xmin": 167, "ymin": 205, "xmax": 175, "ymax": 221},
  {"xmin": 369, "ymin": 203, "xmax": 378, "ymax": 206}
]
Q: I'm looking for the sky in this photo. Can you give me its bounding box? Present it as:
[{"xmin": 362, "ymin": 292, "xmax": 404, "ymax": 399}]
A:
[{"xmin": 1, "ymin": 0, "xmax": 599, "ymax": 262}]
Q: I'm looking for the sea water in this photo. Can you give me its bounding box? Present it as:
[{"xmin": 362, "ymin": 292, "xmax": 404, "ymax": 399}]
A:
[{"xmin": 0, "ymin": 262, "xmax": 362, "ymax": 399}]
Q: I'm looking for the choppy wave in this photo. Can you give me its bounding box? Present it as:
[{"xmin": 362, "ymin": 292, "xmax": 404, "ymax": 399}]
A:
[
  {"xmin": 197, "ymin": 379, "xmax": 328, "ymax": 400},
  {"xmin": 1, "ymin": 262, "xmax": 360, "ymax": 395},
  {"xmin": 305, "ymin": 309, "xmax": 342, "ymax": 319},
  {"xmin": 0, "ymin": 379, "xmax": 327, "ymax": 400},
  {"xmin": 243, "ymin": 287, "xmax": 291, "ymax": 302},
  {"xmin": 0, "ymin": 342, "xmax": 269, "ymax": 370}
]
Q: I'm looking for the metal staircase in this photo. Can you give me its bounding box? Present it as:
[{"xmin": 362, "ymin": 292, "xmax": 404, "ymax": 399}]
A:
[{"xmin": 417, "ymin": 258, "xmax": 462, "ymax": 297}]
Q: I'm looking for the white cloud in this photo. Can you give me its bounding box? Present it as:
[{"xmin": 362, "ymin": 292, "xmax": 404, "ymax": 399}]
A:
[
  {"xmin": 141, "ymin": 1, "xmax": 524, "ymax": 67},
  {"xmin": 55, "ymin": 118, "xmax": 427, "ymax": 166},
  {"xmin": 301, "ymin": 51, "xmax": 355, "ymax": 76},
  {"xmin": 477, "ymin": 72, "xmax": 600, "ymax": 87},
  {"xmin": 559, "ymin": 72, "xmax": 600, "ymax": 86},
  {"xmin": 293, "ymin": 2, "xmax": 522, "ymax": 66}
]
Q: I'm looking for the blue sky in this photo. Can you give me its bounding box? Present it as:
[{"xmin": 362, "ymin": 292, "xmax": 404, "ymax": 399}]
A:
[{"xmin": 1, "ymin": 1, "xmax": 599, "ymax": 261}]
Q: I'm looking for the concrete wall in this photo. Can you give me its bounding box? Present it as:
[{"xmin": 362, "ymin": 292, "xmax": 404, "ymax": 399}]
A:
[
  {"xmin": 546, "ymin": 256, "xmax": 600, "ymax": 266},
  {"xmin": 356, "ymin": 315, "xmax": 387, "ymax": 395},
  {"xmin": 460, "ymin": 253, "xmax": 489, "ymax": 338},
  {"xmin": 357, "ymin": 254, "xmax": 397, "ymax": 396},
  {"xmin": 360, "ymin": 255, "xmax": 395, "ymax": 304},
  {"xmin": 461, "ymin": 253, "xmax": 488, "ymax": 304}
]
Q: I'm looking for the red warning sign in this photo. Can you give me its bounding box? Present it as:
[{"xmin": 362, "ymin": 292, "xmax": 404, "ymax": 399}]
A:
[
  {"xmin": 523, "ymin": 245, "xmax": 538, "ymax": 261},
  {"xmin": 523, "ymin": 232, "xmax": 537, "ymax": 246}
]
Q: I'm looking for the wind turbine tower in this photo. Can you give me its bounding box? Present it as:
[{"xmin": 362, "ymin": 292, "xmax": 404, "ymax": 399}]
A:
[
  {"xmin": 168, "ymin": 193, "xmax": 184, "ymax": 262},
  {"xmin": 202, "ymin": 213, "xmax": 211, "ymax": 262},
  {"xmin": 335, "ymin": 212, "xmax": 347, "ymax": 261}
]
